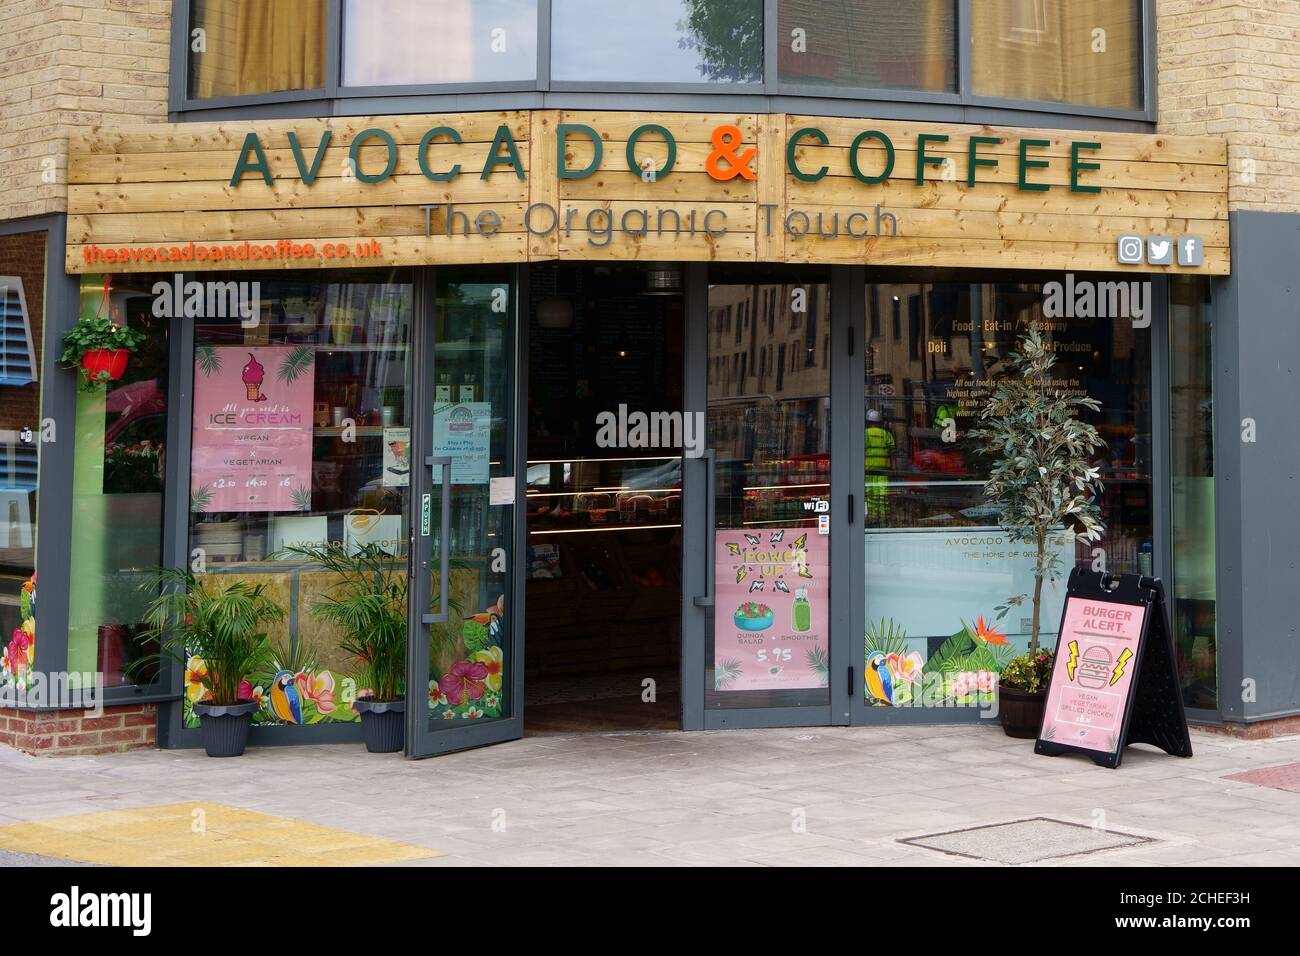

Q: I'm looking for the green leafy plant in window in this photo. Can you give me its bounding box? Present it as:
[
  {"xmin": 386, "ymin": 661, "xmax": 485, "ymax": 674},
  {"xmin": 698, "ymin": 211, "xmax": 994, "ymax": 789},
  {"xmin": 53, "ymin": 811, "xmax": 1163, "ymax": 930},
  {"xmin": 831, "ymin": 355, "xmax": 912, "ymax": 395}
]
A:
[
  {"xmin": 134, "ymin": 568, "xmax": 283, "ymax": 706},
  {"xmin": 272, "ymin": 543, "xmax": 407, "ymax": 703},
  {"xmin": 969, "ymin": 323, "xmax": 1106, "ymax": 656}
]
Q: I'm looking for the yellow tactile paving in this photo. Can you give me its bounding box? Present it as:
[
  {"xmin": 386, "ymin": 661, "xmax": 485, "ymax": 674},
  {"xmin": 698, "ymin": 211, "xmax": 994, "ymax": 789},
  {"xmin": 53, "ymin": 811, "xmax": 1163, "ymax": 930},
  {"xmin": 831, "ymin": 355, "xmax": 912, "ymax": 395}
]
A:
[{"xmin": 0, "ymin": 802, "xmax": 443, "ymax": 867}]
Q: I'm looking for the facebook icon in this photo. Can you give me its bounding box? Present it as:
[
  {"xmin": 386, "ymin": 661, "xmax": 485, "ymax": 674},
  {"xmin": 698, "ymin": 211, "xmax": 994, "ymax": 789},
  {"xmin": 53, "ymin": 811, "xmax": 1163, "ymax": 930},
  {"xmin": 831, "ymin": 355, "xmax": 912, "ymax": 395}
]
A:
[{"xmin": 1177, "ymin": 235, "xmax": 1204, "ymax": 267}]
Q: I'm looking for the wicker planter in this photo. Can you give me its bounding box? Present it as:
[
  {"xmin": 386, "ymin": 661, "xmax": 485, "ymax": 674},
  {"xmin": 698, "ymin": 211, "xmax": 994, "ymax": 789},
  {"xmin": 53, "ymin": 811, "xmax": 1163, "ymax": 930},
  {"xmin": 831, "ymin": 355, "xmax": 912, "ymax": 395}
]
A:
[{"xmin": 998, "ymin": 684, "xmax": 1047, "ymax": 739}]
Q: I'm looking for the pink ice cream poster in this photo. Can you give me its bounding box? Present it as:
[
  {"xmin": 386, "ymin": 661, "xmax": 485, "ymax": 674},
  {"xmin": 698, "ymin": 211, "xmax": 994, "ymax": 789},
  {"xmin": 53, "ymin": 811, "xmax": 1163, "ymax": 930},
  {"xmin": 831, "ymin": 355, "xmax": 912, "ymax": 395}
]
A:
[
  {"xmin": 713, "ymin": 528, "xmax": 829, "ymax": 692},
  {"xmin": 1039, "ymin": 596, "xmax": 1147, "ymax": 753},
  {"xmin": 191, "ymin": 345, "xmax": 315, "ymax": 513}
]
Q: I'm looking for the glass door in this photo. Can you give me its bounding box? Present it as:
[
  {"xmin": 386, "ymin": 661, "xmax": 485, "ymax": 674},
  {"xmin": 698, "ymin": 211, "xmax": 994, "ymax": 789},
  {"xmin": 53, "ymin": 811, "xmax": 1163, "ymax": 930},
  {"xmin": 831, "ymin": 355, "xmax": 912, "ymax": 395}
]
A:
[
  {"xmin": 685, "ymin": 268, "xmax": 842, "ymax": 728},
  {"xmin": 407, "ymin": 268, "xmax": 522, "ymax": 757}
]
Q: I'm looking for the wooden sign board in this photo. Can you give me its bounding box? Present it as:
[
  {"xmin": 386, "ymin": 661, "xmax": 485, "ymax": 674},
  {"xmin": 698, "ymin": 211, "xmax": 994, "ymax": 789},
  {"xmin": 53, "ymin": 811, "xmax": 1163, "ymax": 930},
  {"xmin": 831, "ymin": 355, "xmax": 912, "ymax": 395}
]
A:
[
  {"xmin": 65, "ymin": 110, "xmax": 1229, "ymax": 275},
  {"xmin": 1036, "ymin": 568, "xmax": 1193, "ymax": 769}
]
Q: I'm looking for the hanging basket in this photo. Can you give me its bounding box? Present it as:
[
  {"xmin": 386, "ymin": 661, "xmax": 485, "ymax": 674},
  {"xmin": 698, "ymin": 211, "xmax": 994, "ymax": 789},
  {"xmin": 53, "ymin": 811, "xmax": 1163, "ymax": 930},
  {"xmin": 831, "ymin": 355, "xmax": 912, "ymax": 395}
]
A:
[{"xmin": 81, "ymin": 348, "xmax": 130, "ymax": 383}]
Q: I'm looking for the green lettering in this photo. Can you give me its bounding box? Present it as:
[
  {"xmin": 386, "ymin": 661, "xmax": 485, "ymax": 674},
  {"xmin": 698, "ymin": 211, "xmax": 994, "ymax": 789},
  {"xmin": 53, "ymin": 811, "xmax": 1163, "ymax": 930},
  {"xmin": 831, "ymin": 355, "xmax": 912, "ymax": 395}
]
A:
[
  {"xmin": 482, "ymin": 124, "xmax": 526, "ymax": 180},
  {"xmin": 786, "ymin": 127, "xmax": 829, "ymax": 183},
  {"xmin": 1070, "ymin": 141, "xmax": 1102, "ymax": 193},
  {"xmin": 350, "ymin": 128, "xmax": 398, "ymax": 184},
  {"xmin": 626, "ymin": 124, "xmax": 676, "ymax": 179},
  {"xmin": 286, "ymin": 131, "xmax": 331, "ymax": 186},
  {"xmin": 418, "ymin": 126, "xmax": 462, "ymax": 182},
  {"xmin": 916, "ymin": 133, "xmax": 949, "ymax": 185},
  {"xmin": 1018, "ymin": 138, "xmax": 1052, "ymax": 192},
  {"xmin": 229, "ymin": 132, "xmax": 273, "ymax": 187},
  {"xmin": 556, "ymin": 124, "xmax": 601, "ymax": 180},
  {"xmin": 850, "ymin": 130, "xmax": 894, "ymax": 185},
  {"xmin": 967, "ymin": 136, "xmax": 1001, "ymax": 187}
]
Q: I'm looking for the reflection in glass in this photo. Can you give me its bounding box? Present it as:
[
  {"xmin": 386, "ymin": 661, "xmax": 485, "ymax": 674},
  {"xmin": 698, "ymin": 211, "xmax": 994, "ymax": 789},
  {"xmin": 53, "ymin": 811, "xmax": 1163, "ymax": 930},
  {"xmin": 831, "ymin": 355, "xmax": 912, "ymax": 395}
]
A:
[
  {"xmin": 552, "ymin": 0, "xmax": 762, "ymax": 84},
  {"xmin": 0, "ymin": 232, "xmax": 44, "ymax": 695},
  {"xmin": 1169, "ymin": 277, "xmax": 1216, "ymax": 710},
  {"xmin": 427, "ymin": 272, "xmax": 515, "ymax": 726},
  {"xmin": 343, "ymin": 0, "xmax": 537, "ymax": 86},
  {"xmin": 777, "ymin": 0, "xmax": 956, "ymax": 91},
  {"xmin": 863, "ymin": 279, "xmax": 1152, "ymax": 708},
  {"xmin": 706, "ymin": 276, "xmax": 832, "ymax": 711},
  {"xmin": 185, "ymin": 269, "xmax": 412, "ymax": 726},
  {"xmin": 189, "ymin": 0, "xmax": 327, "ymax": 98},
  {"xmin": 972, "ymin": 0, "xmax": 1142, "ymax": 109},
  {"xmin": 66, "ymin": 274, "xmax": 168, "ymax": 689}
]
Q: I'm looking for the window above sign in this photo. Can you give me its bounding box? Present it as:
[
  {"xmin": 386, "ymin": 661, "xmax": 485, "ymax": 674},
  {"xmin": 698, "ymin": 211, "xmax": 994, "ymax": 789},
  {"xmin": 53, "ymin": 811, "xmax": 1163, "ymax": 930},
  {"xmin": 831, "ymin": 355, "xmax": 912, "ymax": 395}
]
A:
[{"xmin": 177, "ymin": 0, "xmax": 1151, "ymax": 121}]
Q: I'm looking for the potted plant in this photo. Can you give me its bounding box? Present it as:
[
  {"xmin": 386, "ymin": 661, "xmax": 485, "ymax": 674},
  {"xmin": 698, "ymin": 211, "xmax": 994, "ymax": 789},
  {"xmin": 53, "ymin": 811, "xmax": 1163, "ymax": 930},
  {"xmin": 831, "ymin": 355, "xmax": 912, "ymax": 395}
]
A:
[
  {"xmin": 970, "ymin": 324, "xmax": 1106, "ymax": 738},
  {"xmin": 135, "ymin": 568, "xmax": 283, "ymax": 757},
  {"xmin": 61, "ymin": 316, "xmax": 146, "ymax": 389},
  {"xmin": 274, "ymin": 542, "xmax": 408, "ymax": 753}
]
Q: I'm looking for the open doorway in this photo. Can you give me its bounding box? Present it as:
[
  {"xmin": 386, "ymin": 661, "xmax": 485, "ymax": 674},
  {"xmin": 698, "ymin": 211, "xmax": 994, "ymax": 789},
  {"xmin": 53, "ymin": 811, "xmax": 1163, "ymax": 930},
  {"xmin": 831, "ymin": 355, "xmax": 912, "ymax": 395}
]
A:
[{"xmin": 524, "ymin": 264, "xmax": 684, "ymax": 733}]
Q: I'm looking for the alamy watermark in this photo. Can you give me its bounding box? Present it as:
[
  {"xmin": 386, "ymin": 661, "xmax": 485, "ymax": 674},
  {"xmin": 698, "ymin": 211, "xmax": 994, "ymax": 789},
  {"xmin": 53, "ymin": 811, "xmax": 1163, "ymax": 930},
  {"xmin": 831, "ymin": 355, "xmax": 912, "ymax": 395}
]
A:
[
  {"xmin": 151, "ymin": 273, "xmax": 261, "ymax": 328},
  {"xmin": 1043, "ymin": 273, "xmax": 1151, "ymax": 328},
  {"xmin": 595, "ymin": 404, "xmax": 705, "ymax": 458}
]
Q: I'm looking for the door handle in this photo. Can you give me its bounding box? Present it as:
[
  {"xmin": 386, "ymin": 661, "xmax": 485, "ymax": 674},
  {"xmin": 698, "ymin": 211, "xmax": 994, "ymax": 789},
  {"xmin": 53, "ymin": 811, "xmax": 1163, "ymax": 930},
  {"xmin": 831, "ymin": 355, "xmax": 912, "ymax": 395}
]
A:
[
  {"xmin": 422, "ymin": 455, "xmax": 452, "ymax": 625},
  {"xmin": 693, "ymin": 448, "xmax": 715, "ymax": 608}
]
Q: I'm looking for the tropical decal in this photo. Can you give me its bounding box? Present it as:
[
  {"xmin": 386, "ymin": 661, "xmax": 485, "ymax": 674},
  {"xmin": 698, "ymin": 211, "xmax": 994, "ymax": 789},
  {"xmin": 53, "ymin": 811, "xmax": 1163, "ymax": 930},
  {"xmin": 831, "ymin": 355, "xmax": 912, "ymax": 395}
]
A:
[
  {"xmin": 182, "ymin": 653, "xmax": 361, "ymax": 730},
  {"xmin": 1, "ymin": 574, "xmax": 37, "ymax": 692},
  {"xmin": 429, "ymin": 596, "xmax": 506, "ymax": 721},
  {"xmin": 864, "ymin": 614, "xmax": 1016, "ymax": 707}
]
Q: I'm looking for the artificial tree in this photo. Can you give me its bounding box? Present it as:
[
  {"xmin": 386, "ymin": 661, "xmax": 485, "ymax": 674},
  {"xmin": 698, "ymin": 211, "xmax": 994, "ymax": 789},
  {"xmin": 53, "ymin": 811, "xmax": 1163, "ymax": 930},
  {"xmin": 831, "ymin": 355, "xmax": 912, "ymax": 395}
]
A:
[{"xmin": 970, "ymin": 323, "xmax": 1107, "ymax": 656}]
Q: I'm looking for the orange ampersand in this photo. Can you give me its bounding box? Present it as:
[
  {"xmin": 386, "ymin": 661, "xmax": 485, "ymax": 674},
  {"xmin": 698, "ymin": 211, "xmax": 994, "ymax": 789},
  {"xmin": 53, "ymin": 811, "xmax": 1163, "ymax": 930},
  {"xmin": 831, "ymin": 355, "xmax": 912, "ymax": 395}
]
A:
[{"xmin": 706, "ymin": 125, "xmax": 757, "ymax": 181}]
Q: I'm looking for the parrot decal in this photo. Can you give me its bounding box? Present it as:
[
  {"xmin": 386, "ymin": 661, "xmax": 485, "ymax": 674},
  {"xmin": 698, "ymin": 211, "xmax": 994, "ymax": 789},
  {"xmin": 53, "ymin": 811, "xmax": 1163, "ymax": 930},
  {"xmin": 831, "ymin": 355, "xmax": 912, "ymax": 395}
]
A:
[
  {"xmin": 269, "ymin": 669, "xmax": 303, "ymax": 725},
  {"xmin": 865, "ymin": 651, "xmax": 894, "ymax": 706}
]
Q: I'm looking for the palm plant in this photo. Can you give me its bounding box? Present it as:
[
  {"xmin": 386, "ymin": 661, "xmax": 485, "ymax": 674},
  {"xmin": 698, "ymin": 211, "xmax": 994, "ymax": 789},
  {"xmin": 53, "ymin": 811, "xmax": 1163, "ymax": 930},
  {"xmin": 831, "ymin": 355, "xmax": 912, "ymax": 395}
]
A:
[
  {"xmin": 136, "ymin": 568, "xmax": 283, "ymax": 706},
  {"xmin": 273, "ymin": 543, "xmax": 407, "ymax": 702},
  {"xmin": 969, "ymin": 324, "xmax": 1106, "ymax": 654}
]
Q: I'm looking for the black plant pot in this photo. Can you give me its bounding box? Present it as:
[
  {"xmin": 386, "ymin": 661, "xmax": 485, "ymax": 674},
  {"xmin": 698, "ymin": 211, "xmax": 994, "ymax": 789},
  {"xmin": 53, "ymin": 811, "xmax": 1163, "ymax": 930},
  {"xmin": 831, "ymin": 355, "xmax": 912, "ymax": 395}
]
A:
[
  {"xmin": 192, "ymin": 701, "xmax": 259, "ymax": 757},
  {"xmin": 998, "ymin": 684, "xmax": 1047, "ymax": 739},
  {"xmin": 353, "ymin": 698, "xmax": 405, "ymax": 753}
]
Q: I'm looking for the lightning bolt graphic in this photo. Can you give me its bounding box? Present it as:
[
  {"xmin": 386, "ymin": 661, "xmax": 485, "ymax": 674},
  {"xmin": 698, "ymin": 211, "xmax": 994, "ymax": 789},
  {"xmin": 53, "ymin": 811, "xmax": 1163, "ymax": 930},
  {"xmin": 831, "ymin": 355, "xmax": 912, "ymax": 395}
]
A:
[
  {"xmin": 1110, "ymin": 648, "xmax": 1134, "ymax": 686},
  {"xmin": 1066, "ymin": 640, "xmax": 1079, "ymax": 681}
]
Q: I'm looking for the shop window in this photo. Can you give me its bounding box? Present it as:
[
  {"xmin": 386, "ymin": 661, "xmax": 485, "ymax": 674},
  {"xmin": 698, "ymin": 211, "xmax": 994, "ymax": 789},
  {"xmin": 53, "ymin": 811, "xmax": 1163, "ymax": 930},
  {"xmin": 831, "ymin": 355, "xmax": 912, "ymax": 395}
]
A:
[
  {"xmin": 551, "ymin": 0, "xmax": 762, "ymax": 84},
  {"xmin": 0, "ymin": 232, "xmax": 44, "ymax": 695},
  {"xmin": 184, "ymin": 269, "xmax": 413, "ymax": 729},
  {"xmin": 67, "ymin": 275, "xmax": 169, "ymax": 690},
  {"xmin": 343, "ymin": 0, "xmax": 537, "ymax": 87},
  {"xmin": 1169, "ymin": 277, "xmax": 1217, "ymax": 710},
  {"xmin": 188, "ymin": 0, "xmax": 327, "ymax": 99},
  {"xmin": 971, "ymin": 0, "xmax": 1143, "ymax": 110},
  {"xmin": 862, "ymin": 279, "xmax": 1153, "ymax": 709},
  {"xmin": 777, "ymin": 0, "xmax": 956, "ymax": 92}
]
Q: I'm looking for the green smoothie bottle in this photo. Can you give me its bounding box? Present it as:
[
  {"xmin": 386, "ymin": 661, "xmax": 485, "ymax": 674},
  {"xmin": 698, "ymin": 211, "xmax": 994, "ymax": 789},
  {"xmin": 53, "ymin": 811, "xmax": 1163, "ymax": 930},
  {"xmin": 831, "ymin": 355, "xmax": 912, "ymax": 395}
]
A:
[{"xmin": 792, "ymin": 588, "xmax": 811, "ymax": 632}]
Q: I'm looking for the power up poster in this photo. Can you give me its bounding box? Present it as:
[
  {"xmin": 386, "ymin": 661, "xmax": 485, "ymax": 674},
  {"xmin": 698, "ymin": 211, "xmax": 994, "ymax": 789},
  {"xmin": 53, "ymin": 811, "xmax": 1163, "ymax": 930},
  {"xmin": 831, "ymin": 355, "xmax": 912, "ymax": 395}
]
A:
[
  {"xmin": 713, "ymin": 528, "xmax": 829, "ymax": 692},
  {"xmin": 1040, "ymin": 597, "xmax": 1147, "ymax": 752}
]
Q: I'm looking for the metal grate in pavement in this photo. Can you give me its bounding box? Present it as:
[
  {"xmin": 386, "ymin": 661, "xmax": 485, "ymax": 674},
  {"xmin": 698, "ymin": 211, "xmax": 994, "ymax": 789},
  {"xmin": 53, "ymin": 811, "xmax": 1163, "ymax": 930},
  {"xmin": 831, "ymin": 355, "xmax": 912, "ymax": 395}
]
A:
[{"xmin": 900, "ymin": 817, "xmax": 1153, "ymax": 864}]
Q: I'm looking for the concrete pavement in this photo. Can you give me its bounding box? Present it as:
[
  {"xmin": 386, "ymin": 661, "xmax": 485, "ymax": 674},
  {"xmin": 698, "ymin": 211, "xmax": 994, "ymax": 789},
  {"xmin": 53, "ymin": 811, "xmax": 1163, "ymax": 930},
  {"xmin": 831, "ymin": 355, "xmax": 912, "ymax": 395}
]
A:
[{"xmin": 0, "ymin": 724, "xmax": 1297, "ymax": 866}]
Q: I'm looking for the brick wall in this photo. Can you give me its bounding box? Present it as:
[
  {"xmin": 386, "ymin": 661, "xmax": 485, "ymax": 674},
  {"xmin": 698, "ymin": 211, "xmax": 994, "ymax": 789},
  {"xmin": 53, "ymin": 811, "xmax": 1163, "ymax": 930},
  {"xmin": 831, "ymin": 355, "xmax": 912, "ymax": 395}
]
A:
[
  {"xmin": 1158, "ymin": 0, "xmax": 1300, "ymax": 212},
  {"xmin": 0, "ymin": 0, "xmax": 172, "ymax": 222},
  {"xmin": 0, "ymin": 703, "xmax": 157, "ymax": 755}
]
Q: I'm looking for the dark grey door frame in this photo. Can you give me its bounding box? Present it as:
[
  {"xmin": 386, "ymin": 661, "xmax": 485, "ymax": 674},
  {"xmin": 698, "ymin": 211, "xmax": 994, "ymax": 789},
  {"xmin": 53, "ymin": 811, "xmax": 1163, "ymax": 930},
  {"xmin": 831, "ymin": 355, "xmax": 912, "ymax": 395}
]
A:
[
  {"xmin": 681, "ymin": 263, "xmax": 854, "ymax": 731},
  {"xmin": 404, "ymin": 265, "xmax": 526, "ymax": 758}
]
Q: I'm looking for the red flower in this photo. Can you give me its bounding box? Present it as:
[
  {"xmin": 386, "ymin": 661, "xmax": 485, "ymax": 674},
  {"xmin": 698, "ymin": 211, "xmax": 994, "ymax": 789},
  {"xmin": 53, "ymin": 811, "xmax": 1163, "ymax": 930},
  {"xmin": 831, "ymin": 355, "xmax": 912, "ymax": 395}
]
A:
[
  {"xmin": 237, "ymin": 679, "xmax": 254, "ymax": 701},
  {"xmin": 440, "ymin": 660, "xmax": 489, "ymax": 706}
]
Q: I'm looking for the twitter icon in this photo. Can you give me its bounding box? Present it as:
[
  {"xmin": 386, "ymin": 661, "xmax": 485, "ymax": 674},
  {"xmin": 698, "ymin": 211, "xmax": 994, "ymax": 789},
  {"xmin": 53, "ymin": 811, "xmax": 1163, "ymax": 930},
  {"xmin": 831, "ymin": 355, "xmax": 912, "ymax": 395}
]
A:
[{"xmin": 1147, "ymin": 236, "xmax": 1174, "ymax": 265}]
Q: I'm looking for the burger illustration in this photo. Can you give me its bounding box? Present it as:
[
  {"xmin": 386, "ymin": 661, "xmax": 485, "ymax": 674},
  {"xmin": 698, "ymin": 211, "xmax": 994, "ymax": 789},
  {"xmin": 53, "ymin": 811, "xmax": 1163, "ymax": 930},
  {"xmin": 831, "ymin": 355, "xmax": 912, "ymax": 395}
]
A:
[{"xmin": 1078, "ymin": 645, "xmax": 1113, "ymax": 689}]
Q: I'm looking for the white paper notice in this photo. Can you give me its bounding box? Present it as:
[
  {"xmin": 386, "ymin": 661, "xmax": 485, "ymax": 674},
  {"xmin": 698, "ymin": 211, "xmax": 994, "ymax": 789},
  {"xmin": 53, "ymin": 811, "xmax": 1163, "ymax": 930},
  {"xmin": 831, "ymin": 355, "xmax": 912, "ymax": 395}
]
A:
[{"xmin": 490, "ymin": 476, "xmax": 515, "ymax": 505}]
